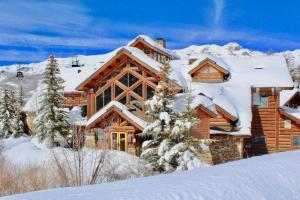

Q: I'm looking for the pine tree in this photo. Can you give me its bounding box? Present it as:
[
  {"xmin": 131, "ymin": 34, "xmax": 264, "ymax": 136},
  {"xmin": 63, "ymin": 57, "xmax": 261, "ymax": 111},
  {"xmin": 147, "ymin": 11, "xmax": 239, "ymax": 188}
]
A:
[
  {"xmin": 140, "ymin": 62, "xmax": 177, "ymax": 173},
  {"xmin": 18, "ymin": 86, "xmax": 24, "ymax": 107},
  {"xmin": 0, "ymin": 89, "xmax": 15, "ymax": 138},
  {"xmin": 34, "ymin": 54, "xmax": 70, "ymax": 147},
  {"xmin": 12, "ymin": 86, "xmax": 25, "ymax": 137}
]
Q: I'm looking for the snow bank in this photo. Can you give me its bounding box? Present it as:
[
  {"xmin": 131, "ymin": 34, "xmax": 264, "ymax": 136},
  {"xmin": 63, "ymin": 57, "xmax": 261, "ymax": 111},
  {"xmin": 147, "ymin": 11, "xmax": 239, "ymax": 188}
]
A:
[
  {"xmin": 1, "ymin": 137, "xmax": 145, "ymax": 175},
  {"xmin": 3, "ymin": 150, "xmax": 300, "ymax": 200}
]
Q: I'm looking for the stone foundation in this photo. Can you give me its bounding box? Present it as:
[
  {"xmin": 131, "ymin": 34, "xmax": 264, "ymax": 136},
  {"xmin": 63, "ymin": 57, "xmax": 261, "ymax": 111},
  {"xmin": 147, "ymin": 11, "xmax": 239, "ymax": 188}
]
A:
[{"xmin": 209, "ymin": 135, "xmax": 243, "ymax": 164}]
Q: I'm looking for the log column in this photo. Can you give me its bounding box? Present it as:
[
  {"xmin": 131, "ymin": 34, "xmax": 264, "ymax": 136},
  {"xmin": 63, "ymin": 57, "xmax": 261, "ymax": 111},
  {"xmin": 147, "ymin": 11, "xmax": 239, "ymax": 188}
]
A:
[{"xmin": 87, "ymin": 89, "xmax": 95, "ymax": 119}]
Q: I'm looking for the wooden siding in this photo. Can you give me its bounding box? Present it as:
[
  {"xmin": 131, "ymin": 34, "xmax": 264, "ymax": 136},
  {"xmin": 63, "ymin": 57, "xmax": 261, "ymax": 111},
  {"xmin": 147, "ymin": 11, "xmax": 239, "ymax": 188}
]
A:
[
  {"xmin": 190, "ymin": 109, "xmax": 210, "ymax": 139},
  {"xmin": 210, "ymin": 115, "xmax": 233, "ymax": 131},
  {"xmin": 191, "ymin": 64, "xmax": 225, "ymax": 82},
  {"xmin": 278, "ymin": 114, "xmax": 300, "ymax": 151},
  {"xmin": 62, "ymin": 92, "xmax": 87, "ymax": 108},
  {"xmin": 251, "ymin": 88, "xmax": 279, "ymax": 154},
  {"xmin": 130, "ymin": 39, "xmax": 171, "ymax": 63}
]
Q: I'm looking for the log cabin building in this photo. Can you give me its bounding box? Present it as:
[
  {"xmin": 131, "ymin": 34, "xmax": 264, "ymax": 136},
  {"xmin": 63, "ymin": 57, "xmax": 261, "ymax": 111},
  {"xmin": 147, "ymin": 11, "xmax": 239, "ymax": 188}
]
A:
[{"xmin": 24, "ymin": 35, "xmax": 299, "ymax": 163}]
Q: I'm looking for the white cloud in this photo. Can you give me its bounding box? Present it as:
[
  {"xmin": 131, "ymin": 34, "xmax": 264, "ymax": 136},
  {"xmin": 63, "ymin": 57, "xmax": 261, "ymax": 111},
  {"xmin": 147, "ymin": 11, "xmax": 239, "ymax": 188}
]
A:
[
  {"xmin": 0, "ymin": 0, "xmax": 300, "ymax": 65},
  {"xmin": 213, "ymin": 0, "xmax": 225, "ymax": 27}
]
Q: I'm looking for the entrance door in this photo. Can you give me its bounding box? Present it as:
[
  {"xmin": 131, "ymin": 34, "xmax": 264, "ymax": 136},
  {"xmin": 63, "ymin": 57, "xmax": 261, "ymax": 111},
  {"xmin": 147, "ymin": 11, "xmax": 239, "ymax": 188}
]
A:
[{"xmin": 111, "ymin": 132, "xmax": 127, "ymax": 152}]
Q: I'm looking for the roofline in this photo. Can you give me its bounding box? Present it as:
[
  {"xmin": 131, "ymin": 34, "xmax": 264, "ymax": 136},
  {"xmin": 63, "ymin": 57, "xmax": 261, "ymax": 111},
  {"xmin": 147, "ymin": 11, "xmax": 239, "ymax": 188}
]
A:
[
  {"xmin": 188, "ymin": 57, "xmax": 229, "ymax": 75},
  {"xmin": 196, "ymin": 105, "xmax": 218, "ymax": 118},
  {"xmin": 251, "ymin": 86, "xmax": 294, "ymax": 89},
  {"xmin": 76, "ymin": 47, "xmax": 160, "ymax": 91},
  {"xmin": 129, "ymin": 37, "xmax": 174, "ymax": 58},
  {"xmin": 281, "ymin": 90, "xmax": 300, "ymax": 106},
  {"xmin": 86, "ymin": 105, "xmax": 145, "ymax": 130},
  {"xmin": 216, "ymin": 105, "xmax": 238, "ymax": 122},
  {"xmin": 279, "ymin": 108, "xmax": 300, "ymax": 124}
]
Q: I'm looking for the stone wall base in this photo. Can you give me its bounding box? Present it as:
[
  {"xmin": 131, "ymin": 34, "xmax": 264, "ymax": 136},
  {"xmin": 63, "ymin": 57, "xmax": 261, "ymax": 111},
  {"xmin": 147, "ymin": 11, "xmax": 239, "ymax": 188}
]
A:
[{"xmin": 209, "ymin": 135, "xmax": 244, "ymax": 164}]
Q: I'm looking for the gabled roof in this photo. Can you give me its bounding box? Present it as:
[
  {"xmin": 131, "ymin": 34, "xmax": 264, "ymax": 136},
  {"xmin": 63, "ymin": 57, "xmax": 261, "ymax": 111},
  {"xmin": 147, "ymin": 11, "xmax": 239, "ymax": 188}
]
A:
[
  {"xmin": 76, "ymin": 47, "xmax": 163, "ymax": 90},
  {"xmin": 127, "ymin": 35, "xmax": 179, "ymax": 59},
  {"xmin": 280, "ymin": 89, "xmax": 300, "ymax": 106},
  {"xmin": 279, "ymin": 106, "xmax": 300, "ymax": 124},
  {"xmin": 86, "ymin": 101, "xmax": 148, "ymax": 130},
  {"xmin": 173, "ymin": 93, "xmax": 217, "ymax": 118},
  {"xmin": 188, "ymin": 57, "xmax": 230, "ymax": 75}
]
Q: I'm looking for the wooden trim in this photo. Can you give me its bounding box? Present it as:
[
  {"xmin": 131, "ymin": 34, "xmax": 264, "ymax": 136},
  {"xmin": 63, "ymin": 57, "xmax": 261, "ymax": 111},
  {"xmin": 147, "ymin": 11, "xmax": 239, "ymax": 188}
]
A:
[
  {"xmin": 76, "ymin": 48, "xmax": 160, "ymax": 91},
  {"xmin": 216, "ymin": 105, "xmax": 238, "ymax": 122},
  {"xmin": 129, "ymin": 37, "xmax": 171, "ymax": 58},
  {"xmin": 86, "ymin": 106, "xmax": 145, "ymax": 131},
  {"xmin": 196, "ymin": 105, "xmax": 218, "ymax": 118},
  {"xmin": 279, "ymin": 109, "xmax": 300, "ymax": 124}
]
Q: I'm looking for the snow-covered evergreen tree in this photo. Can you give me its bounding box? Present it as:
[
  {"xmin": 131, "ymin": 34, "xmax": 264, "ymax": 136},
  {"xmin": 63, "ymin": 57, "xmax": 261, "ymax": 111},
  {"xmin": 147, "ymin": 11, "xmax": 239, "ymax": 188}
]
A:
[
  {"xmin": 12, "ymin": 86, "xmax": 25, "ymax": 137},
  {"xmin": 34, "ymin": 54, "xmax": 70, "ymax": 147},
  {"xmin": 141, "ymin": 64, "xmax": 208, "ymax": 173},
  {"xmin": 158, "ymin": 93, "xmax": 207, "ymax": 172},
  {"xmin": 0, "ymin": 89, "xmax": 15, "ymax": 138},
  {"xmin": 140, "ymin": 62, "xmax": 177, "ymax": 173}
]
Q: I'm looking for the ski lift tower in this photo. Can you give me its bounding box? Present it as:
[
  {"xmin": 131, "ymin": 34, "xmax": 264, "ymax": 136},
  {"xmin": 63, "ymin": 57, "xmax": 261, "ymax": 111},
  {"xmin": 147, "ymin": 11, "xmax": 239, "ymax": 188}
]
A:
[{"xmin": 71, "ymin": 56, "xmax": 84, "ymax": 68}]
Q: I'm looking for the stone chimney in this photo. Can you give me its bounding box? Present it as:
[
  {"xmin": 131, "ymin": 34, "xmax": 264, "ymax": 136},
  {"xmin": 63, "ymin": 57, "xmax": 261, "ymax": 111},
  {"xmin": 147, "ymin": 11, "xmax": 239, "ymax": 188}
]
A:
[{"xmin": 156, "ymin": 38, "xmax": 166, "ymax": 48}]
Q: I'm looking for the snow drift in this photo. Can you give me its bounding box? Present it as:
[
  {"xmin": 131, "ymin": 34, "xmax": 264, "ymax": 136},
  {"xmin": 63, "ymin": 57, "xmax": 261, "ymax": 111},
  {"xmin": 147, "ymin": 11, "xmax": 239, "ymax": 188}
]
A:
[{"xmin": 2, "ymin": 150, "xmax": 300, "ymax": 200}]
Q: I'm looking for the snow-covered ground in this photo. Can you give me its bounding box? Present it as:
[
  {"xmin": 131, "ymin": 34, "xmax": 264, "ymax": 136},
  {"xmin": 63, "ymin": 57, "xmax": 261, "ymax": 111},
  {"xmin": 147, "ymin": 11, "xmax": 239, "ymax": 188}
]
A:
[
  {"xmin": 2, "ymin": 149, "xmax": 300, "ymax": 200},
  {"xmin": 1, "ymin": 137, "xmax": 146, "ymax": 178}
]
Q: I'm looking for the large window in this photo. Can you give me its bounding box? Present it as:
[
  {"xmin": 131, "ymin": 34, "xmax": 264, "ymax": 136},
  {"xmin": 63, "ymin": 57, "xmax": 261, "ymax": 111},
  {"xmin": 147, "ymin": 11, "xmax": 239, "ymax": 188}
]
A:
[
  {"xmin": 96, "ymin": 86, "xmax": 111, "ymax": 111},
  {"xmin": 292, "ymin": 136, "xmax": 300, "ymax": 147},
  {"xmin": 133, "ymin": 84, "xmax": 143, "ymax": 98},
  {"xmin": 115, "ymin": 85, "xmax": 124, "ymax": 98},
  {"xmin": 119, "ymin": 73, "xmax": 138, "ymax": 88}
]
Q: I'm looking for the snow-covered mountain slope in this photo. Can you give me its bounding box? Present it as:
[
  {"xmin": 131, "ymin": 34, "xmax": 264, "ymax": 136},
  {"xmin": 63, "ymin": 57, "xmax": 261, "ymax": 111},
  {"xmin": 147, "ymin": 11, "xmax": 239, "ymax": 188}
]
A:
[
  {"xmin": 0, "ymin": 42, "xmax": 299, "ymax": 101},
  {"xmin": 2, "ymin": 150, "xmax": 300, "ymax": 200}
]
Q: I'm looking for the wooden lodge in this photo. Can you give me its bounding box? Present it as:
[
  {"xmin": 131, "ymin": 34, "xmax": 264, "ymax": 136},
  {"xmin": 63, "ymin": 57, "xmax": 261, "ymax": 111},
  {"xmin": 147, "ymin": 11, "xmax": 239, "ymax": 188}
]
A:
[{"xmin": 24, "ymin": 35, "xmax": 299, "ymax": 163}]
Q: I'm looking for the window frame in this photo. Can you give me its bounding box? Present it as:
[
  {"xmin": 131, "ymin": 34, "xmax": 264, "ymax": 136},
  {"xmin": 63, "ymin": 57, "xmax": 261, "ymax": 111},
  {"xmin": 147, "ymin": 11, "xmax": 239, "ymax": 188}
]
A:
[{"xmin": 292, "ymin": 136, "xmax": 300, "ymax": 147}]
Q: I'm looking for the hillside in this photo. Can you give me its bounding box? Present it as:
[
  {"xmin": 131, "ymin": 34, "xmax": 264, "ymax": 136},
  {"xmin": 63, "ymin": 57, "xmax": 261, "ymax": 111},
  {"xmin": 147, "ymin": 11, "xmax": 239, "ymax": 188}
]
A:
[
  {"xmin": 0, "ymin": 42, "xmax": 299, "ymax": 101},
  {"xmin": 2, "ymin": 150, "xmax": 300, "ymax": 200}
]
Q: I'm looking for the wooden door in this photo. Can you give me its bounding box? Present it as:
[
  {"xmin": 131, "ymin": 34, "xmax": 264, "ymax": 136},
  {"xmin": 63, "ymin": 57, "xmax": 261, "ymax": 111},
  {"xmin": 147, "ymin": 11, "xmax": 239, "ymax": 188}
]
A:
[{"xmin": 111, "ymin": 132, "xmax": 127, "ymax": 152}]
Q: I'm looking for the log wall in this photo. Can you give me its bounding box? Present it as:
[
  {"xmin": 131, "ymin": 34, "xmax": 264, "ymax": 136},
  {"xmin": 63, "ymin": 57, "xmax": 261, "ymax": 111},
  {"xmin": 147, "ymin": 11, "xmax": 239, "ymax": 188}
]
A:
[
  {"xmin": 251, "ymin": 88, "xmax": 279, "ymax": 154},
  {"xmin": 278, "ymin": 114, "xmax": 300, "ymax": 151}
]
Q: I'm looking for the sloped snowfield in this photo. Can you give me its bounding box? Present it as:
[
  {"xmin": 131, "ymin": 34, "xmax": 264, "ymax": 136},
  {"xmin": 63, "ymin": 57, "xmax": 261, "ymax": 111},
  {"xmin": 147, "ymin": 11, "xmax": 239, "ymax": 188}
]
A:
[{"xmin": 1, "ymin": 145, "xmax": 300, "ymax": 200}]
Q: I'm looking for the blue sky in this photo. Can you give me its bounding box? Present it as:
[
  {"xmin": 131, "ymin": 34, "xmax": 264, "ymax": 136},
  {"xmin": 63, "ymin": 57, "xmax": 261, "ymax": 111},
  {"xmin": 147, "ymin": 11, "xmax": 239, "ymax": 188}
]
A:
[{"xmin": 1, "ymin": 0, "xmax": 300, "ymax": 66}]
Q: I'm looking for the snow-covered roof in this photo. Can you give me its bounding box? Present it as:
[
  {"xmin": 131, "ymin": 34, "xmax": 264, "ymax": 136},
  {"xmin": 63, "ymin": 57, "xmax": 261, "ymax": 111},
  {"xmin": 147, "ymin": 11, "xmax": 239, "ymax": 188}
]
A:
[
  {"xmin": 127, "ymin": 35, "xmax": 179, "ymax": 59},
  {"xmin": 76, "ymin": 46, "xmax": 163, "ymax": 90},
  {"xmin": 281, "ymin": 106, "xmax": 300, "ymax": 121},
  {"xmin": 173, "ymin": 93, "xmax": 217, "ymax": 115},
  {"xmin": 23, "ymin": 35, "xmax": 295, "ymax": 136},
  {"xmin": 86, "ymin": 101, "xmax": 148, "ymax": 129},
  {"xmin": 280, "ymin": 89, "xmax": 299, "ymax": 106},
  {"xmin": 68, "ymin": 106, "xmax": 87, "ymax": 126}
]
